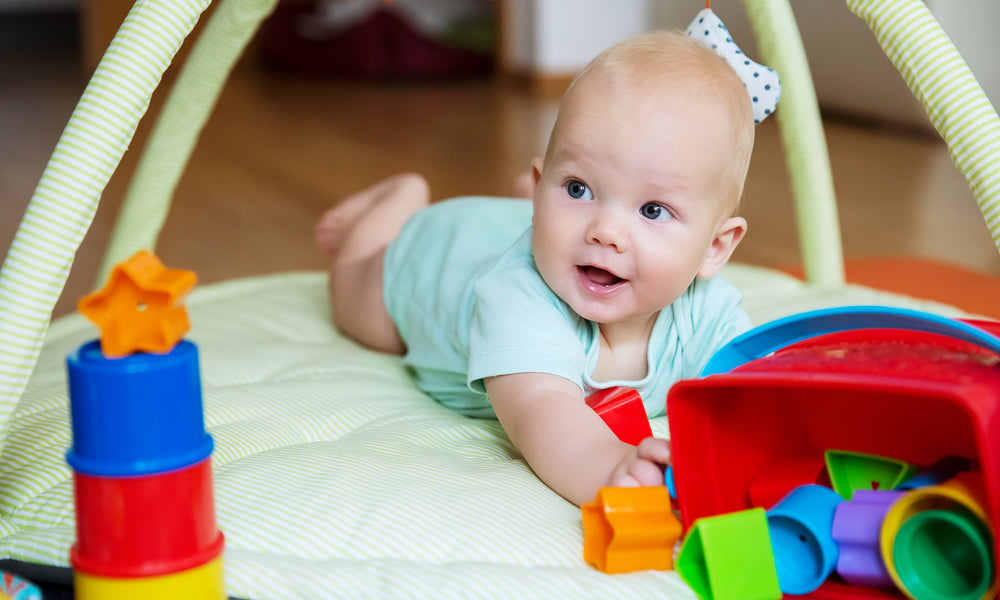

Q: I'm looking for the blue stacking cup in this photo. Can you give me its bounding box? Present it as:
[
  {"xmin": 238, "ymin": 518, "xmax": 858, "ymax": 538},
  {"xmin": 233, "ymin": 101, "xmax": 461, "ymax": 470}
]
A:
[
  {"xmin": 66, "ymin": 340, "xmax": 214, "ymax": 476},
  {"xmin": 767, "ymin": 484, "xmax": 843, "ymax": 594}
]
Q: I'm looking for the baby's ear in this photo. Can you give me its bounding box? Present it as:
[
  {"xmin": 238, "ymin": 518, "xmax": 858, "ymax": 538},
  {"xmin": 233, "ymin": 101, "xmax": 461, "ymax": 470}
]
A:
[
  {"xmin": 697, "ymin": 217, "xmax": 747, "ymax": 279},
  {"xmin": 531, "ymin": 157, "xmax": 544, "ymax": 188}
]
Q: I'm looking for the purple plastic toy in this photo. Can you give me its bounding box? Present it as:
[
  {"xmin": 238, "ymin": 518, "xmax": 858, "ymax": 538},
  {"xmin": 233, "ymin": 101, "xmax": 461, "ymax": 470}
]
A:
[{"xmin": 831, "ymin": 490, "xmax": 907, "ymax": 587}]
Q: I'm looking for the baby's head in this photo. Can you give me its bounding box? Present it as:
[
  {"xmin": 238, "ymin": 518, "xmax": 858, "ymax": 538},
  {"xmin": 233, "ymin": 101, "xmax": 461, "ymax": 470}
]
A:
[
  {"xmin": 547, "ymin": 29, "xmax": 755, "ymax": 211},
  {"xmin": 530, "ymin": 30, "xmax": 755, "ymax": 327}
]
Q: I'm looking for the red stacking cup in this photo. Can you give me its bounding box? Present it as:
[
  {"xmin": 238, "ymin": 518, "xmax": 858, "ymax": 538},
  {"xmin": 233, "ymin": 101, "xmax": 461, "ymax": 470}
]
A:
[{"xmin": 71, "ymin": 457, "xmax": 225, "ymax": 578}]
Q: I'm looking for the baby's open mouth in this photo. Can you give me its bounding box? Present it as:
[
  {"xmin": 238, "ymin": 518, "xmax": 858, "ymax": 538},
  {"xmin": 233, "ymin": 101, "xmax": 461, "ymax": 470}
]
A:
[{"xmin": 580, "ymin": 265, "xmax": 624, "ymax": 287}]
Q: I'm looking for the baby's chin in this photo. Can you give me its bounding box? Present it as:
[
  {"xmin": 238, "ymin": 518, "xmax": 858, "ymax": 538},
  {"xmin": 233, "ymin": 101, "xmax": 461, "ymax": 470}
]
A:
[
  {"xmin": 569, "ymin": 295, "xmax": 681, "ymax": 328},
  {"xmin": 567, "ymin": 300, "xmax": 636, "ymax": 326}
]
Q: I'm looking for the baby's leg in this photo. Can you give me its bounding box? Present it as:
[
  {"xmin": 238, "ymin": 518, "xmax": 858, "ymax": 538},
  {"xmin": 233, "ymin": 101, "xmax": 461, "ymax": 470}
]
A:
[{"xmin": 315, "ymin": 173, "xmax": 430, "ymax": 354}]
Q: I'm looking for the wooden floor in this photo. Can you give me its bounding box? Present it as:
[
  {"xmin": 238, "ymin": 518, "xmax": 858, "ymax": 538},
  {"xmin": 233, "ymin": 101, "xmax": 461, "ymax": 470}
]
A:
[{"xmin": 2, "ymin": 13, "xmax": 999, "ymax": 319}]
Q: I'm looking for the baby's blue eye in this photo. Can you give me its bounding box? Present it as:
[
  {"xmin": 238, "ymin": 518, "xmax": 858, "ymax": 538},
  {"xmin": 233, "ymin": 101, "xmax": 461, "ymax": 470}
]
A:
[
  {"xmin": 566, "ymin": 180, "xmax": 593, "ymax": 200},
  {"xmin": 640, "ymin": 202, "xmax": 672, "ymax": 221}
]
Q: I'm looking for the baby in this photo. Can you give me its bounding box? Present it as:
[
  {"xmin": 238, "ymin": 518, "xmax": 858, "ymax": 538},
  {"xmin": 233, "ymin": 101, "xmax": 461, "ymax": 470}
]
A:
[{"xmin": 316, "ymin": 30, "xmax": 756, "ymax": 506}]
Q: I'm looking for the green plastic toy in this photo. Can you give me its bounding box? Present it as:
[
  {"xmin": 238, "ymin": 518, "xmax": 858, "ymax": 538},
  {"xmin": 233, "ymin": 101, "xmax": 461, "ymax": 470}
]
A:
[
  {"xmin": 825, "ymin": 449, "xmax": 919, "ymax": 500},
  {"xmin": 893, "ymin": 508, "xmax": 995, "ymax": 600},
  {"xmin": 676, "ymin": 508, "xmax": 782, "ymax": 600}
]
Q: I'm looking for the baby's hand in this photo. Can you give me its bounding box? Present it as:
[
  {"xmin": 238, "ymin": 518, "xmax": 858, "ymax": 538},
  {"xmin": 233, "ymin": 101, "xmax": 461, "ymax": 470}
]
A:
[{"xmin": 609, "ymin": 437, "xmax": 672, "ymax": 488}]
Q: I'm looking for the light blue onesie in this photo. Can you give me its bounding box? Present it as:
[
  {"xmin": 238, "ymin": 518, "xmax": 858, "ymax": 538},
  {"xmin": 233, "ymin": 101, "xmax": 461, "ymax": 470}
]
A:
[{"xmin": 382, "ymin": 196, "xmax": 752, "ymax": 418}]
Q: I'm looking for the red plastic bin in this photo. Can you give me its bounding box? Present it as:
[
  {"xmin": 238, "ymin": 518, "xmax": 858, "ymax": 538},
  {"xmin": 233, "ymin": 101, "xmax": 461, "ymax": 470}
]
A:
[
  {"xmin": 71, "ymin": 457, "xmax": 225, "ymax": 578},
  {"xmin": 667, "ymin": 321, "xmax": 1000, "ymax": 600}
]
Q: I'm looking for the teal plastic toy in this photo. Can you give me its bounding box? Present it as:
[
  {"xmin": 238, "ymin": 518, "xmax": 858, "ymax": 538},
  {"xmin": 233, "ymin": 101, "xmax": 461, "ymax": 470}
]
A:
[{"xmin": 766, "ymin": 485, "xmax": 842, "ymax": 594}]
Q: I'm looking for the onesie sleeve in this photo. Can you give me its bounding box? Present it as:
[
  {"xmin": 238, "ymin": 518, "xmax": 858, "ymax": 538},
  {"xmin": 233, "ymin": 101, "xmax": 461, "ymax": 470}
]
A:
[
  {"xmin": 466, "ymin": 233, "xmax": 587, "ymax": 395},
  {"xmin": 672, "ymin": 275, "xmax": 753, "ymax": 377}
]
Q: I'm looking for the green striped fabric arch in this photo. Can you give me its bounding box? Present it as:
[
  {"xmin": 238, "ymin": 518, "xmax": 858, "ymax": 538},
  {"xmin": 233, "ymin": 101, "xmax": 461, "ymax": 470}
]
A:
[
  {"xmin": 742, "ymin": 0, "xmax": 845, "ymax": 288},
  {"xmin": 848, "ymin": 0, "xmax": 1000, "ymax": 252},
  {"xmin": 0, "ymin": 0, "xmax": 210, "ymax": 451},
  {"xmin": 97, "ymin": 0, "xmax": 281, "ymax": 285}
]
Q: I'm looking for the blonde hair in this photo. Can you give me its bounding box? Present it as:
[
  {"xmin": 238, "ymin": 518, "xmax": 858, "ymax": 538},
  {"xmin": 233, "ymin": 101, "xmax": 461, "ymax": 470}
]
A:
[{"xmin": 554, "ymin": 30, "xmax": 755, "ymax": 209}]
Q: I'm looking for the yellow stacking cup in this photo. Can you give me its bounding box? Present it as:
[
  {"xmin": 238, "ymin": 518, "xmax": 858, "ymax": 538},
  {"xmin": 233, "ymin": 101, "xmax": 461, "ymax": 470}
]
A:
[
  {"xmin": 74, "ymin": 554, "xmax": 225, "ymax": 600},
  {"xmin": 880, "ymin": 472, "xmax": 996, "ymax": 600}
]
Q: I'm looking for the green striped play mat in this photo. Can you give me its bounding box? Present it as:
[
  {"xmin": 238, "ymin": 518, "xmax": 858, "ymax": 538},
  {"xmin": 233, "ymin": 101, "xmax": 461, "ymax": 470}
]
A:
[
  {"xmin": 0, "ymin": 267, "xmax": 973, "ymax": 599},
  {"xmin": 0, "ymin": 0, "xmax": 996, "ymax": 597}
]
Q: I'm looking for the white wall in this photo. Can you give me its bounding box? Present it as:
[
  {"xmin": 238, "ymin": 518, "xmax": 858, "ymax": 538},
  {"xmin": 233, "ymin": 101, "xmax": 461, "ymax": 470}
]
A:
[
  {"xmin": 929, "ymin": 0, "xmax": 1000, "ymax": 112},
  {"xmin": 503, "ymin": 0, "xmax": 652, "ymax": 75},
  {"xmin": 653, "ymin": 0, "xmax": 1000, "ymax": 130}
]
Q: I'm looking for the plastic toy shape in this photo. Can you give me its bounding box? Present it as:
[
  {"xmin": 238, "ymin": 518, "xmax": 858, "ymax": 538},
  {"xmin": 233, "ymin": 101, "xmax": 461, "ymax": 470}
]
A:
[
  {"xmin": 675, "ymin": 508, "xmax": 781, "ymax": 600},
  {"xmin": 825, "ymin": 449, "xmax": 919, "ymax": 501},
  {"xmin": 831, "ymin": 489, "xmax": 907, "ymax": 588},
  {"xmin": 700, "ymin": 305, "xmax": 1000, "ymax": 376},
  {"xmin": 78, "ymin": 250, "xmax": 197, "ymax": 357},
  {"xmin": 749, "ymin": 455, "xmax": 828, "ymax": 509},
  {"xmin": 585, "ymin": 387, "xmax": 653, "ymax": 446},
  {"xmin": 765, "ymin": 484, "xmax": 842, "ymax": 595},
  {"xmin": 581, "ymin": 486, "xmax": 680, "ymax": 574},
  {"xmin": 892, "ymin": 508, "xmax": 995, "ymax": 600},
  {"xmin": 72, "ymin": 458, "xmax": 224, "ymax": 577},
  {"xmin": 896, "ymin": 455, "xmax": 973, "ymax": 490},
  {"xmin": 73, "ymin": 554, "xmax": 225, "ymax": 600},
  {"xmin": 0, "ymin": 571, "xmax": 41, "ymax": 600},
  {"xmin": 66, "ymin": 340, "xmax": 213, "ymax": 477},
  {"xmin": 880, "ymin": 472, "xmax": 998, "ymax": 600},
  {"xmin": 665, "ymin": 465, "xmax": 677, "ymax": 499}
]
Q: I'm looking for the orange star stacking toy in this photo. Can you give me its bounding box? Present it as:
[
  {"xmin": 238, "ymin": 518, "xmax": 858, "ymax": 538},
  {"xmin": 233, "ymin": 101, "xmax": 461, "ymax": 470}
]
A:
[
  {"xmin": 78, "ymin": 250, "xmax": 197, "ymax": 357},
  {"xmin": 69, "ymin": 251, "xmax": 225, "ymax": 598}
]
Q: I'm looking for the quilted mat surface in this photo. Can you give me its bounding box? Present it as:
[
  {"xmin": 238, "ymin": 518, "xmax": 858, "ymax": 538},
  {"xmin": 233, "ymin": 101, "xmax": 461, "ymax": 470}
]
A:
[{"xmin": 1, "ymin": 266, "xmax": 967, "ymax": 599}]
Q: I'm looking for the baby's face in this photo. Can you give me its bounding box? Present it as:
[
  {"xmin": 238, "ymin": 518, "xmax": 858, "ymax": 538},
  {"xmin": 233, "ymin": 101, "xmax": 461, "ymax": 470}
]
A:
[{"xmin": 532, "ymin": 72, "xmax": 741, "ymax": 327}]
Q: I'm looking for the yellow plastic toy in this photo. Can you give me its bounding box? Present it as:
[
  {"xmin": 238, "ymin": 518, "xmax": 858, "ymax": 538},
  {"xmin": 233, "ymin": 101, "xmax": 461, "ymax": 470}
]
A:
[
  {"xmin": 73, "ymin": 555, "xmax": 225, "ymax": 600},
  {"xmin": 582, "ymin": 486, "xmax": 681, "ymax": 574}
]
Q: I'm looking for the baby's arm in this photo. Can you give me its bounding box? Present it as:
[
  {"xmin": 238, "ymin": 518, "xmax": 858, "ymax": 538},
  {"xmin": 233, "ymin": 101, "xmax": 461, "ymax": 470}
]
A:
[{"xmin": 485, "ymin": 372, "xmax": 671, "ymax": 506}]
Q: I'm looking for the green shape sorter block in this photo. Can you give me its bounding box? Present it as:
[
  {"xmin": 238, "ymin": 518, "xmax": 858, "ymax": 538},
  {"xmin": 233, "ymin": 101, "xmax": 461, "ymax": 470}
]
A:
[
  {"xmin": 676, "ymin": 508, "xmax": 781, "ymax": 600},
  {"xmin": 825, "ymin": 449, "xmax": 920, "ymax": 500}
]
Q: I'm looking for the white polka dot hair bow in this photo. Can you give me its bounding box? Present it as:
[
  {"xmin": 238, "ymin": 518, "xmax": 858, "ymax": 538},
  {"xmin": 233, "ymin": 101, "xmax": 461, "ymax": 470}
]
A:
[{"xmin": 687, "ymin": 8, "xmax": 781, "ymax": 124}]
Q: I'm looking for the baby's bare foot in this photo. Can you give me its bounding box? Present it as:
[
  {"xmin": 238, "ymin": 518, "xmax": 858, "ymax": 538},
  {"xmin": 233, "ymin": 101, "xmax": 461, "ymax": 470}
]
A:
[
  {"xmin": 315, "ymin": 173, "xmax": 428, "ymax": 260},
  {"xmin": 315, "ymin": 196, "xmax": 369, "ymax": 259}
]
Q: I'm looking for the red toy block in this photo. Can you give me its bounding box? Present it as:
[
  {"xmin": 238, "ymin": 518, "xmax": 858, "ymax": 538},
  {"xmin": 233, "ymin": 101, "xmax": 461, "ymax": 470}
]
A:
[
  {"xmin": 748, "ymin": 455, "xmax": 829, "ymax": 509},
  {"xmin": 586, "ymin": 387, "xmax": 653, "ymax": 446}
]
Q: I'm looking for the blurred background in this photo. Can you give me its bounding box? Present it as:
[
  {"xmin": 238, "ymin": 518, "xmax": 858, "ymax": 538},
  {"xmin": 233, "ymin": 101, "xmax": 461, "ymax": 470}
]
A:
[{"xmin": 2, "ymin": 0, "xmax": 999, "ymax": 319}]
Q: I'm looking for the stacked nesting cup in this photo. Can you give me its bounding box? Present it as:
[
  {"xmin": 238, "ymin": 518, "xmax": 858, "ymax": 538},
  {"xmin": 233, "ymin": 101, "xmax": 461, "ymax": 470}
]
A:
[{"xmin": 66, "ymin": 340, "xmax": 226, "ymax": 600}]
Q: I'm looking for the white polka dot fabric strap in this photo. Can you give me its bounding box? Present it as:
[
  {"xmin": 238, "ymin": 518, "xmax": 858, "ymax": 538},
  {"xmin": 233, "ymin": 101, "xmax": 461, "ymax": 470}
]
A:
[
  {"xmin": 687, "ymin": 8, "xmax": 781, "ymax": 124},
  {"xmin": 848, "ymin": 0, "xmax": 1000, "ymax": 253}
]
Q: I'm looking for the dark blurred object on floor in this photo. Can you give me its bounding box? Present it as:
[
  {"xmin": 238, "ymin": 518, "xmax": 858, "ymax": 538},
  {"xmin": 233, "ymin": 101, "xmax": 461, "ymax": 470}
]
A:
[{"xmin": 258, "ymin": 0, "xmax": 495, "ymax": 79}]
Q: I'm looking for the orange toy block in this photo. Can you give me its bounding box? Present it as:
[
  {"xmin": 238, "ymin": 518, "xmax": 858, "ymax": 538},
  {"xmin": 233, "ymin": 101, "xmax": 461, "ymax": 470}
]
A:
[
  {"xmin": 582, "ymin": 486, "xmax": 681, "ymax": 574},
  {"xmin": 78, "ymin": 250, "xmax": 197, "ymax": 358}
]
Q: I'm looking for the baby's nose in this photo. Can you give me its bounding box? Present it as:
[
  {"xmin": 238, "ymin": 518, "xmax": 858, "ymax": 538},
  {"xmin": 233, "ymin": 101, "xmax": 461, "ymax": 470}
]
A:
[{"xmin": 587, "ymin": 208, "xmax": 629, "ymax": 253}]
